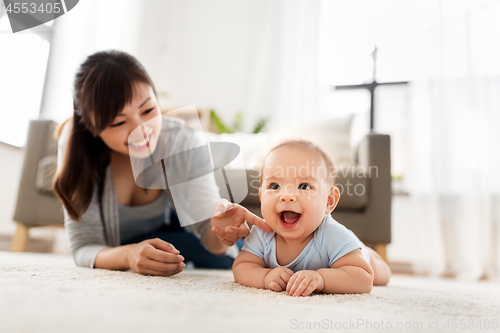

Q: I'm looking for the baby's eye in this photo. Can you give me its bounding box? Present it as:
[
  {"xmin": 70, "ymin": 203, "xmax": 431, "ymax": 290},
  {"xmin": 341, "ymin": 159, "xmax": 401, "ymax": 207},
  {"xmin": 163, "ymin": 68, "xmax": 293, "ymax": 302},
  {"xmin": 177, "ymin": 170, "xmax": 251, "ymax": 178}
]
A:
[
  {"xmin": 298, "ymin": 183, "xmax": 311, "ymax": 190},
  {"xmin": 142, "ymin": 107, "xmax": 154, "ymax": 115},
  {"xmin": 268, "ymin": 183, "xmax": 280, "ymax": 190}
]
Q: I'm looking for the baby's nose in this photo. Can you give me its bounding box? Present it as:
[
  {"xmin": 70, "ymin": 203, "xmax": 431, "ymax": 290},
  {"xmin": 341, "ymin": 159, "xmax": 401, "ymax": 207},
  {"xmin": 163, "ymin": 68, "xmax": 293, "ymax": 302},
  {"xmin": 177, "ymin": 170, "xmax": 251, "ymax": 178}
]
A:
[{"xmin": 280, "ymin": 188, "xmax": 296, "ymax": 201}]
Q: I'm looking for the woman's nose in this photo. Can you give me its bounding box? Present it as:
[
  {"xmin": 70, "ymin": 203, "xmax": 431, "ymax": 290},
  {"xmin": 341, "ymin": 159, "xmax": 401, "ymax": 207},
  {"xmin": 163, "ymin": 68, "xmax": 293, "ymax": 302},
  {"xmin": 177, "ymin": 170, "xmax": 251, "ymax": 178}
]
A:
[
  {"xmin": 129, "ymin": 115, "xmax": 144, "ymax": 131},
  {"xmin": 128, "ymin": 117, "xmax": 150, "ymax": 140}
]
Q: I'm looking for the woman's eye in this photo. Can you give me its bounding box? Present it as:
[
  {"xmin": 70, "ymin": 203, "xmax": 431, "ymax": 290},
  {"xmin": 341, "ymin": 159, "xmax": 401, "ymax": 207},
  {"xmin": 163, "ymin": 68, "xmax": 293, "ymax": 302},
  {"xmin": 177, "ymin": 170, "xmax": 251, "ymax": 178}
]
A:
[
  {"xmin": 298, "ymin": 183, "xmax": 311, "ymax": 190},
  {"xmin": 110, "ymin": 121, "xmax": 125, "ymax": 127},
  {"xmin": 110, "ymin": 108, "xmax": 154, "ymax": 127},
  {"xmin": 268, "ymin": 183, "xmax": 280, "ymax": 190}
]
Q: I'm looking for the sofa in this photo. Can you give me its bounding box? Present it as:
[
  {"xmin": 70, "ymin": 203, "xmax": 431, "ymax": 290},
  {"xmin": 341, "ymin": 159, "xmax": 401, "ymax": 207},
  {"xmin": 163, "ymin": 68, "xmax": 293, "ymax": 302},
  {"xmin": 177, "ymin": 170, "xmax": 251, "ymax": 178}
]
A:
[{"xmin": 11, "ymin": 118, "xmax": 391, "ymax": 261}]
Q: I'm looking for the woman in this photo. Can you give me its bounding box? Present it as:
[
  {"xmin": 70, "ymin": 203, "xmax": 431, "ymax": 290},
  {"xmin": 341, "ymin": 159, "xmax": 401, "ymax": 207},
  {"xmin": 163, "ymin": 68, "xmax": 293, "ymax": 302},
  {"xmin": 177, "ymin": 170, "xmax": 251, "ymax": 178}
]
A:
[{"xmin": 53, "ymin": 50, "xmax": 271, "ymax": 276}]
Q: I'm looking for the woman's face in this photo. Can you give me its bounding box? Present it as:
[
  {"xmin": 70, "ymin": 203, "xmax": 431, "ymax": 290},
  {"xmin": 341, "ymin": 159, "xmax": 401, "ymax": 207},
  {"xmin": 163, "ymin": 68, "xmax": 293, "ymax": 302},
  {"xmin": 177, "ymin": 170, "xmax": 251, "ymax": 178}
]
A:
[{"xmin": 99, "ymin": 82, "xmax": 163, "ymax": 159}]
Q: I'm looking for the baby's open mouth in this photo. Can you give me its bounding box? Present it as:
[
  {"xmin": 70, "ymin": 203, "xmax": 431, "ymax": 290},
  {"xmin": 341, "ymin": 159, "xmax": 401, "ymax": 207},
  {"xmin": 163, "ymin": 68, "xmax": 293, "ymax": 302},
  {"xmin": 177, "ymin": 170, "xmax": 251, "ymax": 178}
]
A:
[{"xmin": 279, "ymin": 211, "xmax": 301, "ymax": 228}]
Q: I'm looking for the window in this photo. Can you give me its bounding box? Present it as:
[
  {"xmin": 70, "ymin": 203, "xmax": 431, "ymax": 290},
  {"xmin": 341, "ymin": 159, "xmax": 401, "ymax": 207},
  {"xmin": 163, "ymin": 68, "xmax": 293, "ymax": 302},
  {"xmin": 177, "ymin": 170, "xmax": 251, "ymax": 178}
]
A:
[
  {"xmin": 0, "ymin": 10, "xmax": 53, "ymax": 147},
  {"xmin": 320, "ymin": 0, "xmax": 421, "ymax": 194}
]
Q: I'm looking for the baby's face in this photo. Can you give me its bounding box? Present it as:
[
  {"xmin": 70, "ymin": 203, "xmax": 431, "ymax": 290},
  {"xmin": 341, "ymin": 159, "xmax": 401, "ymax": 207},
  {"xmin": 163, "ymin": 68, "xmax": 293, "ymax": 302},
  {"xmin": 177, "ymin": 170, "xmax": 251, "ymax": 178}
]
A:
[{"xmin": 259, "ymin": 147, "xmax": 339, "ymax": 241}]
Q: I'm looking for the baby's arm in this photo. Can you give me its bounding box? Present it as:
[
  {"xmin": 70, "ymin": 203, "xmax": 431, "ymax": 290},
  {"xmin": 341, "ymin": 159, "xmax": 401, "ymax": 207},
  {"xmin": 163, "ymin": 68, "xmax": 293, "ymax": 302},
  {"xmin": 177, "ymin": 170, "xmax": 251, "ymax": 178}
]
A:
[
  {"xmin": 286, "ymin": 249, "xmax": 373, "ymax": 296},
  {"xmin": 318, "ymin": 248, "xmax": 374, "ymax": 294},
  {"xmin": 233, "ymin": 250, "xmax": 269, "ymax": 289},
  {"xmin": 233, "ymin": 250, "xmax": 294, "ymax": 291}
]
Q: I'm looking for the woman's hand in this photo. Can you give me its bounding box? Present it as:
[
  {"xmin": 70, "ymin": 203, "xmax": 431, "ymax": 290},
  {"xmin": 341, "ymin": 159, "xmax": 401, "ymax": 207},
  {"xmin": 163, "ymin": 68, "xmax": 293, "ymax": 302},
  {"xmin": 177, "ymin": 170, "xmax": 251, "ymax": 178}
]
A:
[
  {"xmin": 286, "ymin": 270, "xmax": 325, "ymax": 297},
  {"xmin": 210, "ymin": 198, "xmax": 272, "ymax": 246},
  {"xmin": 126, "ymin": 238, "xmax": 185, "ymax": 276},
  {"xmin": 264, "ymin": 266, "xmax": 294, "ymax": 292}
]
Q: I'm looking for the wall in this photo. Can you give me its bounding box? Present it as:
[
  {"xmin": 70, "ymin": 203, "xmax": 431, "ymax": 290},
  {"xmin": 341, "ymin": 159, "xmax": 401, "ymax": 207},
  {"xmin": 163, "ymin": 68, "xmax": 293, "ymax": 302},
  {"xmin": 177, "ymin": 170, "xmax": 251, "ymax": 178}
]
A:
[{"xmin": 134, "ymin": 0, "xmax": 270, "ymax": 132}]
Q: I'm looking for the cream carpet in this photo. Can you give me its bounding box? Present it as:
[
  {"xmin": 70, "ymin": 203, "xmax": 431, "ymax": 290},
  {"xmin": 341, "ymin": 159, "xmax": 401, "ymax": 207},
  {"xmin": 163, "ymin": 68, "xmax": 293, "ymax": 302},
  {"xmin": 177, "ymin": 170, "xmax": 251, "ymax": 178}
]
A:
[{"xmin": 1, "ymin": 252, "xmax": 499, "ymax": 333}]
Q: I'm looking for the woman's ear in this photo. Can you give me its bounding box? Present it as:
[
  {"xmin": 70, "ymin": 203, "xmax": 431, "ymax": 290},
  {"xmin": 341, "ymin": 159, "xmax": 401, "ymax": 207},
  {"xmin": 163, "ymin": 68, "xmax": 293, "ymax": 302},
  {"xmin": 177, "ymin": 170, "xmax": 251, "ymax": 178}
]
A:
[{"xmin": 325, "ymin": 186, "xmax": 340, "ymax": 214}]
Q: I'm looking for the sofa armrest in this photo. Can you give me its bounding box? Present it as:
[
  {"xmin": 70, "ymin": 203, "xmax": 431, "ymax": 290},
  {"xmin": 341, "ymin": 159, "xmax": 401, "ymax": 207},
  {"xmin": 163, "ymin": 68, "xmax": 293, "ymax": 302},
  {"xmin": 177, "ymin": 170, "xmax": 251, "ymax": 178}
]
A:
[
  {"xmin": 355, "ymin": 132, "xmax": 391, "ymax": 244},
  {"xmin": 13, "ymin": 119, "xmax": 64, "ymax": 227}
]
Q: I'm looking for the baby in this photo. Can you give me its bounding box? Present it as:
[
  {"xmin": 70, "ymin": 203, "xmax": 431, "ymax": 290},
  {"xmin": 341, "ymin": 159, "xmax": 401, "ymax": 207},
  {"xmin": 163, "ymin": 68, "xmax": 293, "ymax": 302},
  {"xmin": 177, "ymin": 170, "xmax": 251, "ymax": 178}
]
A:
[{"xmin": 233, "ymin": 139, "xmax": 391, "ymax": 296}]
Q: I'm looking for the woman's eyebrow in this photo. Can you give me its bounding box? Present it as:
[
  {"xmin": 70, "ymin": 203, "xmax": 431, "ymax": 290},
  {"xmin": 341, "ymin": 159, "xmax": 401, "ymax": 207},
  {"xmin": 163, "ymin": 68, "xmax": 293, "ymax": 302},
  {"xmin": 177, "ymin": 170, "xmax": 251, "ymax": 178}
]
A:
[
  {"xmin": 138, "ymin": 97, "xmax": 151, "ymax": 108},
  {"xmin": 117, "ymin": 97, "xmax": 152, "ymax": 116}
]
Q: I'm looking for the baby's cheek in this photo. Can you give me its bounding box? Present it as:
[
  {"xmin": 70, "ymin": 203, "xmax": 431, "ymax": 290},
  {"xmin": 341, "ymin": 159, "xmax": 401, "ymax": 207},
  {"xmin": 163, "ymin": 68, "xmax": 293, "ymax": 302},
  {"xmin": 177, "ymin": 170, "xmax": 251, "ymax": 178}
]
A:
[
  {"xmin": 261, "ymin": 198, "xmax": 273, "ymax": 211},
  {"xmin": 261, "ymin": 208, "xmax": 274, "ymax": 222}
]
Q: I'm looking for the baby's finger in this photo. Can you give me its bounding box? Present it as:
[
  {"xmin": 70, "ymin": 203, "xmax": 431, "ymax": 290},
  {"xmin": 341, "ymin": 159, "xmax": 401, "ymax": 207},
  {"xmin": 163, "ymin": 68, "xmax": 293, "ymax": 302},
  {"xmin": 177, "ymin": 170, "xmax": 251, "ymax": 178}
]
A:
[
  {"xmin": 301, "ymin": 283, "xmax": 317, "ymax": 297},
  {"xmin": 293, "ymin": 279, "xmax": 311, "ymax": 297},
  {"xmin": 281, "ymin": 271, "xmax": 293, "ymax": 284},
  {"xmin": 269, "ymin": 281, "xmax": 284, "ymax": 292},
  {"xmin": 279, "ymin": 277, "xmax": 290, "ymax": 290},
  {"xmin": 276, "ymin": 278, "xmax": 287, "ymax": 291},
  {"xmin": 286, "ymin": 274, "xmax": 298, "ymax": 295},
  {"xmin": 288, "ymin": 275, "xmax": 304, "ymax": 296}
]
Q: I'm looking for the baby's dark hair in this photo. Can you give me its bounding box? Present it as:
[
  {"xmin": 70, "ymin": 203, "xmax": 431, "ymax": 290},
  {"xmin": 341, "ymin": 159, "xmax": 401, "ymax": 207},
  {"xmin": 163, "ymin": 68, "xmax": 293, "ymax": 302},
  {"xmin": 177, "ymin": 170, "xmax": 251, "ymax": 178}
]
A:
[{"xmin": 260, "ymin": 139, "xmax": 335, "ymax": 187}]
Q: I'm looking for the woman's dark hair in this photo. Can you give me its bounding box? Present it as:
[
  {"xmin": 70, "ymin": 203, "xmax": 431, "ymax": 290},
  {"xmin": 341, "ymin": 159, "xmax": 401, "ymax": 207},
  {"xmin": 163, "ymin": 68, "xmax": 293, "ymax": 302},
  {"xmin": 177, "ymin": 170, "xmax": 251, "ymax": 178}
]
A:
[{"xmin": 52, "ymin": 50, "xmax": 156, "ymax": 222}]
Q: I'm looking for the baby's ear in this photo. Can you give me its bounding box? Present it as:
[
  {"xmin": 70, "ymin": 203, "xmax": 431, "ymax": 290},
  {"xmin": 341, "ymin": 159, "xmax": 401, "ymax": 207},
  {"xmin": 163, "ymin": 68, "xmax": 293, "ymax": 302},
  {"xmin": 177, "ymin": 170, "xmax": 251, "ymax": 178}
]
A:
[{"xmin": 326, "ymin": 186, "xmax": 340, "ymax": 214}]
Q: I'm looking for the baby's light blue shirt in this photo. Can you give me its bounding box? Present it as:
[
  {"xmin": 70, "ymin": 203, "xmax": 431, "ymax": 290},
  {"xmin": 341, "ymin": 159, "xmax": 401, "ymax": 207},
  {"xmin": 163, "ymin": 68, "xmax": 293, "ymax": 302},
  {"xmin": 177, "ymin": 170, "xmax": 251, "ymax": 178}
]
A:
[{"xmin": 242, "ymin": 214, "xmax": 369, "ymax": 272}]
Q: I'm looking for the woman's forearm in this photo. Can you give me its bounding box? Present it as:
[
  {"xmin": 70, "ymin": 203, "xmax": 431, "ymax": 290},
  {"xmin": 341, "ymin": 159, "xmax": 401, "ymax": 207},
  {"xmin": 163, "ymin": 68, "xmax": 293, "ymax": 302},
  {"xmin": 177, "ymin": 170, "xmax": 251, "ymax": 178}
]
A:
[
  {"xmin": 204, "ymin": 226, "xmax": 229, "ymax": 255},
  {"xmin": 93, "ymin": 227, "xmax": 228, "ymax": 271},
  {"xmin": 93, "ymin": 245, "xmax": 133, "ymax": 270},
  {"xmin": 317, "ymin": 266, "xmax": 374, "ymax": 294}
]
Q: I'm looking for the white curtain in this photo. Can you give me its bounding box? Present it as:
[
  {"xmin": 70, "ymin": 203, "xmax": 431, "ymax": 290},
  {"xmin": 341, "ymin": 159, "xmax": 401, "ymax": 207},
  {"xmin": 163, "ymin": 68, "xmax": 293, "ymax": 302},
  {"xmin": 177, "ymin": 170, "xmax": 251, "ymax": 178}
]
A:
[
  {"xmin": 245, "ymin": 0, "xmax": 327, "ymax": 128},
  {"xmin": 407, "ymin": 0, "xmax": 500, "ymax": 281},
  {"xmin": 40, "ymin": 0, "xmax": 143, "ymax": 121}
]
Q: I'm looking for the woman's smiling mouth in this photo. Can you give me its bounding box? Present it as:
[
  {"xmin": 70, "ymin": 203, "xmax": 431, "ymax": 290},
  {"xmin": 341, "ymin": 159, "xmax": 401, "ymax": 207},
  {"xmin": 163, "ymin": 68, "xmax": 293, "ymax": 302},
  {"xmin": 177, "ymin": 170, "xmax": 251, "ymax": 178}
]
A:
[{"xmin": 127, "ymin": 133, "xmax": 153, "ymax": 150}]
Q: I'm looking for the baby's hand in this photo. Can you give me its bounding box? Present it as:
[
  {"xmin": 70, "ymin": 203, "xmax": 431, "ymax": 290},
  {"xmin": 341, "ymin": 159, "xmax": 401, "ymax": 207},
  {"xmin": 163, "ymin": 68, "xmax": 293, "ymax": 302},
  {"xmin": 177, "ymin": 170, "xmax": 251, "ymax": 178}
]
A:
[
  {"xmin": 264, "ymin": 266, "xmax": 294, "ymax": 292},
  {"xmin": 286, "ymin": 270, "xmax": 324, "ymax": 297}
]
